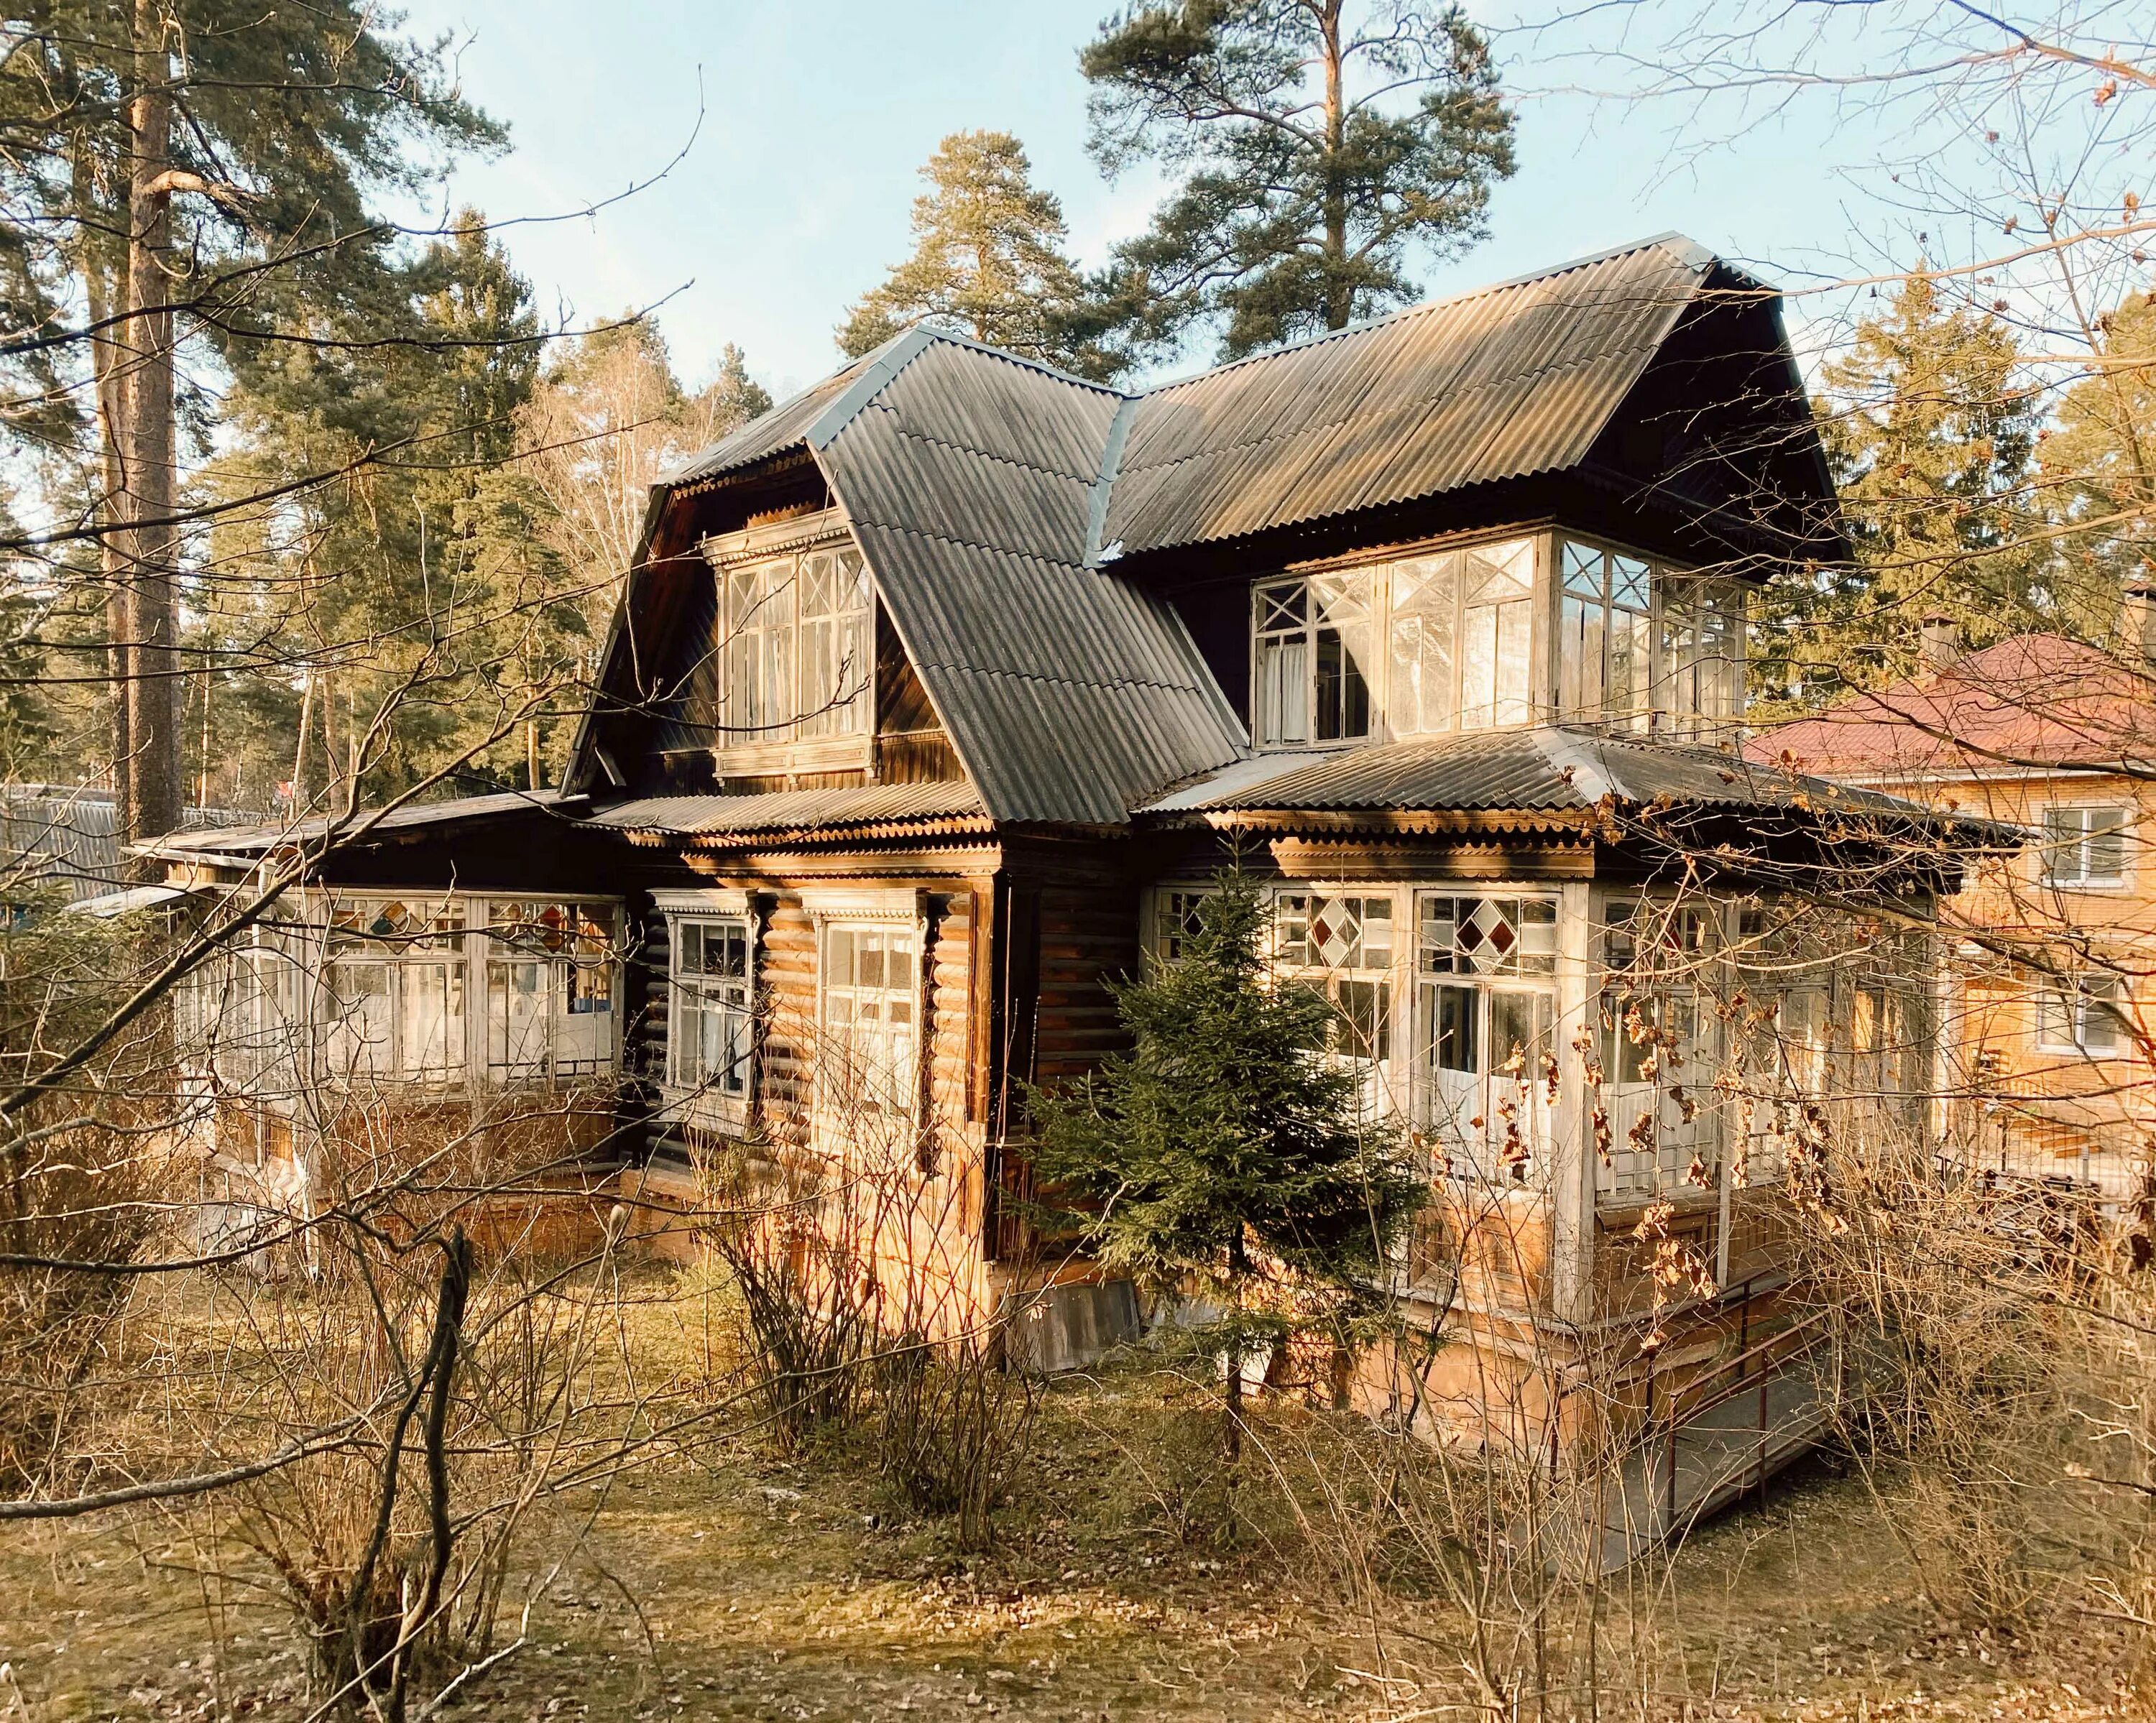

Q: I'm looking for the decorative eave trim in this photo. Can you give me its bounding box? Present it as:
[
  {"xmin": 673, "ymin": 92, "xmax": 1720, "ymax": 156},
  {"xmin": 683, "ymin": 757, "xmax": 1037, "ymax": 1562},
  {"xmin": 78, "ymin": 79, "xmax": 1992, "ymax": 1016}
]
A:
[
  {"xmin": 798, "ymin": 884, "xmax": 926, "ymax": 923},
  {"xmin": 698, "ymin": 504, "xmax": 852, "ymax": 566},
  {"xmin": 650, "ymin": 887, "xmax": 753, "ymax": 915}
]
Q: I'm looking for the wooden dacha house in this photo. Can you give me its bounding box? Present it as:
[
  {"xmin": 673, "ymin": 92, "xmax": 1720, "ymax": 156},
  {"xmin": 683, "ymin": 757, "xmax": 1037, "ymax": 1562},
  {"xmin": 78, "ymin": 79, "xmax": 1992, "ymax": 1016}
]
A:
[{"xmin": 149, "ymin": 236, "xmax": 1968, "ymax": 1516}]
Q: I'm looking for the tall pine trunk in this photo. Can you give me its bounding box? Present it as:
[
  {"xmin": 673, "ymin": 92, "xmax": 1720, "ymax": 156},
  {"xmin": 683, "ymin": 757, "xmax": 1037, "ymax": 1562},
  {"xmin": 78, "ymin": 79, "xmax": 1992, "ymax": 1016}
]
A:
[
  {"xmin": 119, "ymin": 0, "xmax": 180, "ymax": 855},
  {"xmin": 1319, "ymin": 0, "xmax": 1348, "ymax": 331},
  {"xmin": 75, "ymin": 145, "xmax": 133, "ymax": 828}
]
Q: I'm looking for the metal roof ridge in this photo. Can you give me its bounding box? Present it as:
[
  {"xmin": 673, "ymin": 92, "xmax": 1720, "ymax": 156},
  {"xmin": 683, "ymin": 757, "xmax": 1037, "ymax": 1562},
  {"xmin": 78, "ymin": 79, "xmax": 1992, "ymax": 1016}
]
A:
[
  {"xmin": 1131, "ymin": 232, "xmax": 1718, "ymax": 400},
  {"xmin": 804, "ymin": 325, "xmax": 944, "ymax": 453},
  {"xmin": 1084, "ymin": 394, "xmax": 1137, "ymax": 568},
  {"xmin": 1533, "ymin": 727, "xmax": 1619, "ymax": 803},
  {"xmin": 884, "ymin": 323, "xmax": 1137, "ymax": 398}
]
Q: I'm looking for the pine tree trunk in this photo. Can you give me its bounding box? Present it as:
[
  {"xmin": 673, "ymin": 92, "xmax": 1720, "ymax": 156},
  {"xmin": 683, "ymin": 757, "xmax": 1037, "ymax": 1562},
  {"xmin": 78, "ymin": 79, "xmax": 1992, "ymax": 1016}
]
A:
[
  {"xmin": 1319, "ymin": 0, "xmax": 1349, "ymax": 331},
  {"xmin": 120, "ymin": 0, "xmax": 180, "ymax": 855},
  {"xmin": 89, "ymin": 276, "xmax": 133, "ymax": 826},
  {"xmin": 1223, "ymin": 1330, "xmax": 1243, "ymax": 1462}
]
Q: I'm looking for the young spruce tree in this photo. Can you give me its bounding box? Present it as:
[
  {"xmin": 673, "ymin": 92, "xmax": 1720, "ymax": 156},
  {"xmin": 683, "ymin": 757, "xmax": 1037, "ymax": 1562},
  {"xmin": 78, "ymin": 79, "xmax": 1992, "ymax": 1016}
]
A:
[{"xmin": 1029, "ymin": 872, "xmax": 1424, "ymax": 1456}]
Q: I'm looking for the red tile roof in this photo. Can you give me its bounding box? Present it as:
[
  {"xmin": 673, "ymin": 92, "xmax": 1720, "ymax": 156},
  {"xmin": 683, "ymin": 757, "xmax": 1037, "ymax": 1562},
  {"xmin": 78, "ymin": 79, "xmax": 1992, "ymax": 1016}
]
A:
[{"xmin": 1745, "ymin": 634, "xmax": 2156, "ymax": 779}]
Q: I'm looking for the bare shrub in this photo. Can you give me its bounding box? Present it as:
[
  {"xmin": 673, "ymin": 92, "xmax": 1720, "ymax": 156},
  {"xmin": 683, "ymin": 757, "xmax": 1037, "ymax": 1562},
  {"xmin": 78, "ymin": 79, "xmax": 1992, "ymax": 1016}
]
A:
[
  {"xmin": 217, "ymin": 1198, "xmax": 624, "ymax": 1719},
  {"xmin": 693, "ymin": 1143, "xmax": 878, "ymax": 1449},
  {"xmin": 0, "ymin": 896, "xmax": 182, "ymax": 1491},
  {"xmin": 873, "ymin": 1321, "xmax": 1038, "ymax": 1549}
]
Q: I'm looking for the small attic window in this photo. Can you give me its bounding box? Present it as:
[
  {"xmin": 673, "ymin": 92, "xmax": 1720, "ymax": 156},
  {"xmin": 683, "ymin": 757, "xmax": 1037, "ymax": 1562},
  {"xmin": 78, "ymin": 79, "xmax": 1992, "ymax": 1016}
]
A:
[{"xmin": 704, "ymin": 513, "xmax": 872, "ymax": 753}]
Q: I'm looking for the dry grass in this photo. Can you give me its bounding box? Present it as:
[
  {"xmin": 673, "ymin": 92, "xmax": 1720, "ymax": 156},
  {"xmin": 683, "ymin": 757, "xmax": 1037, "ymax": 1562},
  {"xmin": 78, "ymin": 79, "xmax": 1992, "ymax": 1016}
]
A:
[{"xmin": 1, "ymin": 1259, "xmax": 2149, "ymax": 1722}]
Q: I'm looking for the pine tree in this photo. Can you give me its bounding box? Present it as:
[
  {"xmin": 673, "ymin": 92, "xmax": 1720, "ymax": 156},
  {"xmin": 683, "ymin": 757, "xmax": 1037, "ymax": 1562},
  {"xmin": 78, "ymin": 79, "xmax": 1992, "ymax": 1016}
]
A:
[
  {"xmin": 1080, "ymin": 0, "xmax": 1516, "ymax": 361},
  {"xmin": 2042, "ymin": 288, "xmax": 2156, "ymax": 619},
  {"xmin": 838, "ymin": 131, "xmax": 1123, "ymax": 380},
  {"xmin": 203, "ymin": 217, "xmax": 576, "ymax": 807},
  {"xmin": 0, "ymin": 1, "xmax": 499, "ymax": 842},
  {"xmin": 1028, "ymin": 872, "xmax": 1424, "ymax": 1456},
  {"xmin": 1751, "ymin": 271, "xmax": 2047, "ymax": 712}
]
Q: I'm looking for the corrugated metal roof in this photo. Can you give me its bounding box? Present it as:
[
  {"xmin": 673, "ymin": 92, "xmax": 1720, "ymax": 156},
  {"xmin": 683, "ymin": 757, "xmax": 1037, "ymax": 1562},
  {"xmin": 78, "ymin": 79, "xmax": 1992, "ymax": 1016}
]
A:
[
  {"xmin": 1105, "ymin": 236, "xmax": 1713, "ymax": 555},
  {"xmin": 811, "ymin": 335, "xmax": 1248, "ymax": 826},
  {"xmin": 1141, "ymin": 727, "xmax": 1928, "ymax": 825},
  {"xmin": 592, "ymin": 235, "xmax": 1816, "ymax": 831},
  {"xmin": 142, "ymin": 790, "xmax": 582, "ymax": 857},
  {"xmin": 662, "ymin": 354, "xmax": 875, "ymax": 488},
  {"xmin": 587, "ymin": 782, "xmax": 986, "ymax": 839}
]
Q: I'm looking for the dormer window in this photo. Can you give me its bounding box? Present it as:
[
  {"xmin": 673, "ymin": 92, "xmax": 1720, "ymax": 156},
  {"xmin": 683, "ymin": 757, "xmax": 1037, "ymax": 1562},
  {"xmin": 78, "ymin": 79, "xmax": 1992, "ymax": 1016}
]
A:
[
  {"xmin": 702, "ymin": 509, "xmax": 873, "ymax": 770},
  {"xmin": 719, "ymin": 544, "xmax": 871, "ymax": 745},
  {"xmin": 1246, "ymin": 530, "xmax": 1743, "ymax": 748}
]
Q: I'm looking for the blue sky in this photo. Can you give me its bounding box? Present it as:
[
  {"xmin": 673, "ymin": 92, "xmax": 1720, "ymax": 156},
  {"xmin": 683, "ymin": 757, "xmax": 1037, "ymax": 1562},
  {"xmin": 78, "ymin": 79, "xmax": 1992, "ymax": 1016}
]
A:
[{"xmin": 394, "ymin": 1, "xmax": 1927, "ymax": 400}]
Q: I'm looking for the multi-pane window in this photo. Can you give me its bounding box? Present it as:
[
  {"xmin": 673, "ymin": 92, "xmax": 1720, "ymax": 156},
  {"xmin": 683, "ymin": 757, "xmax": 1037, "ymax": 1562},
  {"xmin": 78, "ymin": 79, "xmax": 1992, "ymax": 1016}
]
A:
[
  {"xmin": 820, "ymin": 922, "xmax": 921, "ymax": 1117},
  {"xmin": 1599, "ymin": 897, "xmax": 1718, "ymax": 1198},
  {"xmin": 1385, "ymin": 539, "xmax": 1536, "ymax": 736},
  {"xmin": 1275, "ymin": 892, "xmax": 1396, "ymax": 1066},
  {"xmin": 1560, "ymin": 542, "xmax": 1654, "ymax": 726},
  {"xmin": 2038, "ymin": 972, "xmax": 2127, "ymax": 1055},
  {"xmin": 669, "ymin": 918, "xmax": 754, "ymax": 1108},
  {"xmin": 1253, "ymin": 573, "xmax": 1375, "ymax": 746},
  {"xmin": 1416, "ymin": 895, "xmax": 1558, "ymax": 1182},
  {"xmin": 482, "ymin": 902, "xmax": 617, "ymax": 1081},
  {"xmin": 1558, "ymin": 540, "xmax": 1742, "ymax": 734},
  {"xmin": 2040, "ymin": 806, "xmax": 2128, "ymax": 887},
  {"xmin": 1156, "ymin": 889, "xmax": 1212, "ymax": 961},
  {"xmin": 717, "ymin": 541, "xmax": 872, "ymax": 749},
  {"xmin": 323, "ymin": 899, "xmax": 468, "ymax": 1082},
  {"xmin": 1458, "ymin": 540, "xmax": 1535, "ymax": 729}
]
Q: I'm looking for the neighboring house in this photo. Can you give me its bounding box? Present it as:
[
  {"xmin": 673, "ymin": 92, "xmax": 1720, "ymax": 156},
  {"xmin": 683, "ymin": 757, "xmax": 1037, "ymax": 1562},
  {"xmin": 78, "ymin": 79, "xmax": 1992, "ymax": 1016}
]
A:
[
  {"xmin": 1751, "ymin": 621, "xmax": 2156, "ymax": 1199},
  {"xmin": 145, "ymin": 236, "xmax": 1964, "ymax": 1500}
]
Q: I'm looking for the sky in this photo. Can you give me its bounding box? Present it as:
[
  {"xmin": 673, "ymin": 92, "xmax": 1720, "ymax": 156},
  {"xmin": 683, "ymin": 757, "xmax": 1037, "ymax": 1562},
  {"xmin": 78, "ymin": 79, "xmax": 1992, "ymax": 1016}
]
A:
[{"xmin": 390, "ymin": 0, "xmax": 1942, "ymax": 402}]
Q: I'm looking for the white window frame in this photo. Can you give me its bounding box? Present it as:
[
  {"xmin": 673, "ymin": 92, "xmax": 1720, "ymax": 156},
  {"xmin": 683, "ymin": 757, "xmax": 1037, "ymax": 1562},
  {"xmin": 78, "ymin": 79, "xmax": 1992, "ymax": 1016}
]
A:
[
  {"xmin": 477, "ymin": 899, "xmax": 622, "ymax": 1087},
  {"xmin": 2039, "ymin": 805, "xmax": 2129, "ymax": 890},
  {"xmin": 655, "ymin": 888, "xmax": 757, "ymax": 1127},
  {"xmin": 2037, "ymin": 971, "xmax": 2128, "ymax": 1056},
  {"xmin": 1250, "ymin": 570, "xmax": 1377, "ymax": 747},
  {"xmin": 319, "ymin": 893, "xmax": 471, "ymax": 1088},
  {"xmin": 803, "ymin": 887, "xmax": 927, "ymax": 1129},
  {"xmin": 1413, "ymin": 892, "xmax": 1562, "ymax": 1186},
  {"xmin": 1556, "ymin": 535, "xmax": 1742, "ymax": 736},
  {"xmin": 701, "ymin": 512, "xmax": 873, "ymax": 773}
]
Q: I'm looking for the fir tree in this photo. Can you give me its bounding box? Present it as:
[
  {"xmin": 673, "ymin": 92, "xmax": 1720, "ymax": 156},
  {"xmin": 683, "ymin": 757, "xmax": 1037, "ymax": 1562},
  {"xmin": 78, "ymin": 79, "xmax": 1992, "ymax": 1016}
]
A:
[
  {"xmin": 1028, "ymin": 872, "xmax": 1424, "ymax": 1456},
  {"xmin": 839, "ymin": 131, "xmax": 1123, "ymax": 380},
  {"xmin": 1752, "ymin": 271, "xmax": 2046, "ymax": 712},
  {"xmin": 1080, "ymin": 0, "xmax": 1516, "ymax": 361}
]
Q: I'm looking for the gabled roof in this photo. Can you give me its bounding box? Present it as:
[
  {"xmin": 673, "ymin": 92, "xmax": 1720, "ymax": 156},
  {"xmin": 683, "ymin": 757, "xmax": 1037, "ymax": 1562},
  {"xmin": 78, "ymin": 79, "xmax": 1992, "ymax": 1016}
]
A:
[
  {"xmin": 1106, "ymin": 236, "xmax": 1726, "ymax": 556},
  {"xmin": 576, "ymin": 234, "xmax": 1835, "ymax": 829},
  {"xmin": 1747, "ymin": 636, "xmax": 2156, "ymax": 781}
]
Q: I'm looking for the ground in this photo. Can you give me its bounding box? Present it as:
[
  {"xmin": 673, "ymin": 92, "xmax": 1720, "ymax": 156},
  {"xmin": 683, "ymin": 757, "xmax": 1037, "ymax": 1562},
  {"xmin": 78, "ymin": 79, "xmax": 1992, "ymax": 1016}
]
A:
[{"xmin": 1, "ymin": 1265, "xmax": 2149, "ymax": 1722}]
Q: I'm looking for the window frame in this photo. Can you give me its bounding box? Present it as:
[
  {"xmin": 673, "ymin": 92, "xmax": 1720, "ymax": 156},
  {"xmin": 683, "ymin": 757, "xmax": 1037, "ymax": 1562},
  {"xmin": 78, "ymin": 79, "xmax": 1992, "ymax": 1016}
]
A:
[
  {"xmin": 803, "ymin": 887, "xmax": 928, "ymax": 1131},
  {"xmin": 1413, "ymin": 892, "xmax": 1562, "ymax": 1186},
  {"xmin": 1250, "ymin": 569, "xmax": 1378, "ymax": 747},
  {"xmin": 1245, "ymin": 530, "xmax": 1739, "ymax": 748},
  {"xmin": 319, "ymin": 894, "xmax": 471, "ymax": 1088},
  {"xmin": 2039, "ymin": 804, "xmax": 2130, "ymax": 890},
  {"xmin": 1555, "ymin": 534, "xmax": 1744, "ymax": 737},
  {"xmin": 655, "ymin": 888, "xmax": 758, "ymax": 1127},
  {"xmin": 2037, "ymin": 970, "xmax": 2129, "ymax": 1057},
  {"xmin": 700, "ymin": 511, "xmax": 875, "ymax": 775}
]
